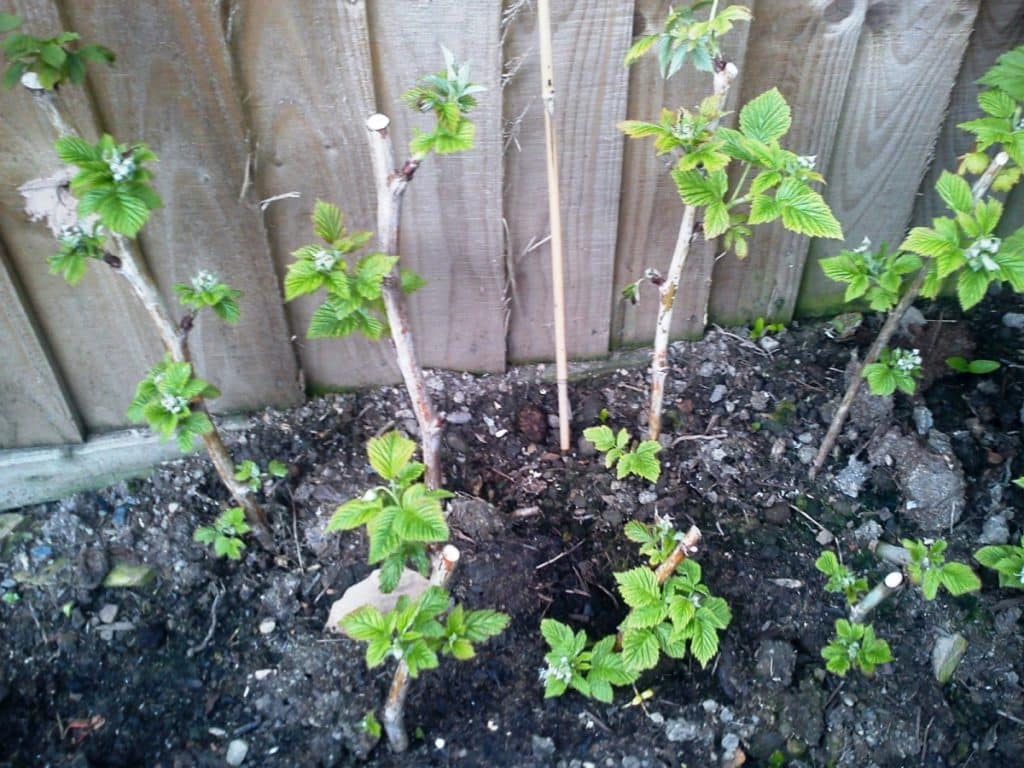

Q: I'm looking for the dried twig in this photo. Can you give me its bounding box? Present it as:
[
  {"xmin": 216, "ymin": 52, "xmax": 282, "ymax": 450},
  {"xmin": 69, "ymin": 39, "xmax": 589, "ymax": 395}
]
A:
[{"xmin": 187, "ymin": 585, "xmax": 224, "ymax": 658}]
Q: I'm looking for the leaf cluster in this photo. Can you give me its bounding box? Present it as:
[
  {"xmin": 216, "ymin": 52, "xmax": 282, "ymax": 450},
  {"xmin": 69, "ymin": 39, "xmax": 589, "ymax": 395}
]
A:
[
  {"xmin": 126, "ymin": 357, "xmax": 219, "ymax": 451},
  {"xmin": 959, "ymin": 45, "xmax": 1024, "ymax": 187},
  {"xmin": 0, "ymin": 15, "xmax": 114, "ymax": 90},
  {"xmin": 904, "ymin": 538, "xmax": 981, "ymax": 601},
  {"xmin": 340, "ymin": 585, "xmax": 508, "ymax": 678},
  {"xmin": 624, "ymin": 3, "xmax": 752, "ymax": 77},
  {"xmin": 862, "ymin": 347, "xmax": 921, "ymax": 397},
  {"xmin": 175, "ymin": 271, "xmax": 242, "ymax": 325},
  {"xmin": 974, "ymin": 536, "xmax": 1024, "ymax": 590},
  {"xmin": 624, "ymin": 517, "xmax": 685, "ymax": 567},
  {"xmin": 193, "ymin": 507, "xmax": 250, "ymax": 560},
  {"xmin": 819, "ymin": 240, "xmax": 921, "ymax": 312},
  {"xmin": 539, "ymin": 620, "xmax": 632, "ymax": 703},
  {"xmin": 748, "ymin": 316, "xmax": 785, "ymax": 340},
  {"xmin": 326, "ymin": 432, "xmax": 451, "ymax": 592},
  {"xmin": 821, "ymin": 619, "xmax": 893, "ymax": 677},
  {"xmin": 55, "ymin": 134, "xmax": 161, "ymax": 237},
  {"xmin": 403, "ymin": 46, "xmax": 484, "ymax": 157},
  {"xmin": 945, "ymin": 356, "xmax": 1000, "ymax": 375},
  {"xmin": 814, "ymin": 551, "xmax": 868, "ymax": 605},
  {"xmin": 234, "ymin": 459, "xmax": 287, "ymax": 493},
  {"xmin": 285, "ymin": 201, "xmax": 423, "ymax": 341},
  {"xmin": 48, "ymin": 219, "xmax": 106, "ymax": 285},
  {"xmin": 582, "ymin": 425, "xmax": 661, "ymax": 482}
]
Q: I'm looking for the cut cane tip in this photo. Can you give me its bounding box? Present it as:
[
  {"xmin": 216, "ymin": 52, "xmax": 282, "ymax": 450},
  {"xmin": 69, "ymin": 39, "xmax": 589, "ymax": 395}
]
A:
[
  {"xmin": 884, "ymin": 571, "xmax": 904, "ymax": 589},
  {"xmin": 366, "ymin": 113, "xmax": 390, "ymax": 132},
  {"xmin": 441, "ymin": 545, "xmax": 460, "ymax": 564}
]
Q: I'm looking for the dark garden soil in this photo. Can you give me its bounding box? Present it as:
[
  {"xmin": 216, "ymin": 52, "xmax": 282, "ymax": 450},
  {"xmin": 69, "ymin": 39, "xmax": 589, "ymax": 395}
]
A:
[{"xmin": 2, "ymin": 291, "xmax": 1023, "ymax": 768}]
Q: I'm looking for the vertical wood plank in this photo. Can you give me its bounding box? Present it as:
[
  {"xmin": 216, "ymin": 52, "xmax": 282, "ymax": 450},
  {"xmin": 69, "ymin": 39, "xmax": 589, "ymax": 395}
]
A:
[
  {"xmin": 707, "ymin": 0, "xmax": 868, "ymax": 326},
  {"xmin": 503, "ymin": 0, "xmax": 634, "ymax": 360},
  {"xmin": 62, "ymin": 0, "xmax": 302, "ymax": 411},
  {"xmin": 228, "ymin": 0, "xmax": 399, "ymax": 389},
  {"xmin": 0, "ymin": 237, "xmax": 82, "ymax": 448},
  {"xmin": 797, "ymin": 0, "xmax": 980, "ymax": 317},
  {"xmin": 613, "ymin": 0, "xmax": 753, "ymax": 347},
  {"xmin": 366, "ymin": 0, "xmax": 506, "ymax": 372},
  {"xmin": 0, "ymin": 0, "xmax": 160, "ymax": 433}
]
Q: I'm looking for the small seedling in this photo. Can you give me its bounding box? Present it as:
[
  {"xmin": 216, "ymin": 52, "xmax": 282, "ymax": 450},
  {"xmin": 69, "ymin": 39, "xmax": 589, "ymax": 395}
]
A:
[
  {"xmin": 945, "ymin": 356, "xmax": 1000, "ymax": 374},
  {"xmin": 624, "ymin": 3, "xmax": 753, "ymax": 77},
  {"xmin": 624, "ymin": 515, "xmax": 689, "ymax": 567},
  {"xmin": 862, "ymin": 347, "xmax": 921, "ymax": 396},
  {"xmin": 48, "ymin": 219, "xmax": 106, "ymax": 285},
  {"xmin": 0, "ymin": 14, "xmax": 113, "ymax": 90},
  {"xmin": 539, "ymin": 620, "xmax": 632, "ymax": 703},
  {"xmin": 975, "ymin": 536, "xmax": 1024, "ymax": 590},
  {"xmin": 583, "ymin": 425, "xmax": 661, "ymax": 482},
  {"xmin": 2, "ymin": 591, "xmax": 20, "ymax": 605},
  {"xmin": 1015, "ymin": 476, "xmax": 1024, "ymax": 490},
  {"xmin": 126, "ymin": 357, "xmax": 219, "ymax": 452},
  {"xmin": 327, "ymin": 432, "xmax": 451, "ymax": 592},
  {"xmin": 361, "ymin": 711, "xmax": 382, "ymax": 740},
  {"xmin": 748, "ymin": 316, "xmax": 785, "ymax": 340},
  {"xmin": 234, "ymin": 459, "xmax": 288, "ymax": 493},
  {"xmin": 61, "ymin": 601, "xmax": 74, "ymax": 618},
  {"xmin": 815, "ymin": 551, "xmax": 868, "ymax": 605},
  {"xmin": 403, "ymin": 45, "xmax": 485, "ymax": 157},
  {"xmin": 821, "ymin": 619, "xmax": 893, "ymax": 677},
  {"xmin": 194, "ymin": 507, "xmax": 250, "ymax": 560},
  {"xmin": 904, "ymin": 539, "xmax": 981, "ymax": 600}
]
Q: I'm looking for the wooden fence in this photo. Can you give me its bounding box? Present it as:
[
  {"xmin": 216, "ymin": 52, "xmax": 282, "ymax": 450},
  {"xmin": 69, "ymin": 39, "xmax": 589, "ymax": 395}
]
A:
[{"xmin": 0, "ymin": 0, "xmax": 1022, "ymax": 451}]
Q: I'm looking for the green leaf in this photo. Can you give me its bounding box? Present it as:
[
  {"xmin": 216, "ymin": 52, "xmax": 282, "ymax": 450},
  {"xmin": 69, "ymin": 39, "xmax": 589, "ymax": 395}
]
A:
[
  {"xmin": 0, "ymin": 13, "xmax": 20, "ymax": 33},
  {"xmin": 624, "ymin": 34, "xmax": 658, "ymax": 66},
  {"xmin": 690, "ymin": 619, "xmax": 720, "ymax": 667},
  {"xmin": 672, "ymin": 169, "xmax": 727, "ymax": 207},
  {"xmin": 935, "ymin": 171, "xmax": 974, "ymax": 214},
  {"xmin": 624, "ymin": 521, "xmax": 654, "ymax": 545},
  {"xmin": 618, "ymin": 441, "xmax": 662, "ymax": 482},
  {"xmin": 748, "ymin": 194, "xmax": 781, "ymax": 225},
  {"xmin": 540, "ymin": 618, "xmax": 577, "ymax": 653},
  {"xmin": 977, "ymin": 88, "xmax": 1017, "ymax": 119},
  {"xmin": 863, "ymin": 362, "xmax": 897, "ymax": 397},
  {"xmin": 582, "ymin": 425, "xmax": 616, "ymax": 452},
  {"xmin": 957, "ymin": 268, "xmax": 990, "ymax": 311},
  {"xmin": 621, "ymin": 628, "xmax": 660, "ymax": 672},
  {"xmin": 978, "ymin": 45, "xmax": 1024, "ymax": 102},
  {"xmin": 463, "ymin": 609, "xmax": 510, "ymax": 642},
  {"xmin": 739, "ymin": 88, "xmax": 791, "ymax": 144},
  {"xmin": 394, "ymin": 484, "xmax": 449, "ymax": 542},
  {"xmin": 327, "ymin": 497, "xmax": 381, "ymax": 532},
  {"xmin": 922, "ymin": 568, "xmax": 942, "ymax": 600},
  {"xmin": 703, "ymin": 201, "xmax": 730, "ymax": 239},
  {"xmin": 774, "ymin": 178, "xmax": 843, "ymax": 239},
  {"xmin": 355, "ymin": 252, "xmax": 398, "ymax": 300},
  {"xmin": 367, "ymin": 430, "xmax": 416, "ymax": 480},
  {"xmin": 400, "ymin": 267, "xmax": 426, "ymax": 294},
  {"xmin": 340, "ymin": 605, "xmax": 389, "ymax": 642},
  {"xmin": 940, "ymin": 562, "xmax": 981, "ymax": 595},
  {"xmin": 313, "ymin": 200, "xmax": 344, "ymax": 243},
  {"xmin": 615, "ymin": 567, "xmax": 661, "ymax": 609},
  {"xmin": 55, "ymin": 136, "xmax": 100, "ymax": 165},
  {"xmin": 403, "ymin": 640, "xmax": 439, "ymax": 678}
]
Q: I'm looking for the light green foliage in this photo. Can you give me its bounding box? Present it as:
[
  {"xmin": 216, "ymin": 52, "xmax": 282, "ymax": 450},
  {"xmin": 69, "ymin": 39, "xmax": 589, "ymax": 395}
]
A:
[
  {"xmin": 582, "ymin": 425, "xmax": 661, "ymax": 482},
  {"xmin": 821, "ymin": 619, "xmax": 893, "ymax": 677},
  {"xmin": 815, "ymin": 551, "xmax": 868, "ymax": 605},
  {"xmin": 326, "ymin": 432, "xmax": 451, "ymax": 593},
  {"xmin": 174, "ymin": 271, "xmax": 242, "ymax": 324},
  {"xmin": 1014, "ymin": 476, "xmax": 1024, "ymax": 490},
  {"xmin": 975, "ymin": 536, "xmax": 1024, "ymax": 590},
  {"xmin": 904, "ymin": 538, "xmax": 981, "ymax": 601},
  {"xmin": 624, "ymin": 2, "xmax": 752, "ymax": 77},
  {"xmin": 960, "ymin": 45, "xmax": 1024, "ymax": 184},
  {"xmin": 945, "ymin": 356, "xmax": 1000, "ymax": 375},
  {"xmin": 193, "ymin": 507, "xmax": 250, "ymax": 560},
  {"xmin": 126, "ymin": 357, "xmax": 219, "ymax": 451},
  {"xmin": 862, "ymin": 347, "xmax": 921, "ymax": 397},
  {"xmin": 403, "ymin": 46, "xmax": 484, "ymax": 157},
  {"xmin": 819, "ymin": 239, "xmax": 922, "ymax": 312},
  {"xmin": 2, "ymin": 591, "xmax": 19, "ymax": 605},
  {"xmin": 340, "ymin": 585, "xmax": 508, "ymax": 678},
  {"xmin": 0, "ymin": 15, "xmax": 113, "ymax": 90},
  {"xmin": 234, "ymin": 459, "xmax": 287, "ymax": 493},
  {"xmin": 540, "ymin": 521, "xmax": 731, "ymax": 703},
  {"xmin": 55, "ymin": 134, "xmax": 161, "ymax": 237},
  {"xmin": 748, "ymin": 316, "xmax": 785, "ymax": 340},
  {"xmin": 284, "ymin": 201, "xmax": 424, "ymax": 341},
  {"xmin": 361, "ymin": 710, "xmax": 382, "ymax": 739},
  {"xmin": 48, "ymin": 219, "xmax": 106, "ymax": 285}
]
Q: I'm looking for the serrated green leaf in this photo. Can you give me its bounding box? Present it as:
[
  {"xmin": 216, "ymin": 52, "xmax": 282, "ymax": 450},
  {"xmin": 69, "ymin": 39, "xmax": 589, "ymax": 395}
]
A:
[
  {"xmin": 615, "ymin": 567, "xmax": 661, "ymax": 609},
  {"xmin": 394, "ymin": 484, "xmax": 449, "ymax": 542},
  {"xmin": 940, "ymin": 562, "xmax": 981, "ymax": 595},
  {"xmin": 463, "ymin": 609, "xmax": 510, "ymax": 641},
  {"xmin": 774, "ymin": 178, "xmax": 843, "ymax": 238},
  {"xmin": 583, "ymin": 425, "xmax": 616, "ymax": 452},
  {"xmin": 936, "ymin": 171, "xmax": 974, "ymax": 214},
  {"xmin": 621, "ymin": 628, "xmax": 660, "ymax": 672},
  {"xmin": 978, "ymin": 45, "xmax": 1024, "ymax": 102},
  {"xmin": 957, "ymin": 268, "xmax": 990, "ymax": 310},
  {"xmin": 690, "ymin": 619, "xmax": 720, "ymax": 667},
  {"xmin": 739, "ymin": 88, "xmax": 791, "ymax": 144},
  {"xmin": 313, "ymin": 200, "xmax": 344, "ymax": 243},
  {"xmin": 540, "ymin": 618, "xmax": 577, "ymax": 654},
  {"xmin": 624, "ymin": 521, "xmax": 654, "ymax": 545},
  {"xmin": 367, "ymin": 431, "xmax": 416, "ymax": 480},
  {"xmin": 341, "ymin": 605, "xmax": 389, "ymax": 642}
]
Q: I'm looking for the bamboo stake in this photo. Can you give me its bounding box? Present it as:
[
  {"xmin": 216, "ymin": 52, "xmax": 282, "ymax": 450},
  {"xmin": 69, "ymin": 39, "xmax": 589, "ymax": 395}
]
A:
[
  {"xmin": 537, "ymin": 0, "xmax": 571, "ymax": 453},
  {"xmin": 382, "ymin": 544, "xmax": 460, "ymax": 752},
  {"xmin": 809, "ymin": 151, "xmax": 1010, "ymax": 479},
  {"xmin": 365, "ymin": 114, "xmax": 444, "ymax": 490},
  {"xmin": 648, "ymin": 61, "xmax": 737, "ymax": 440}
]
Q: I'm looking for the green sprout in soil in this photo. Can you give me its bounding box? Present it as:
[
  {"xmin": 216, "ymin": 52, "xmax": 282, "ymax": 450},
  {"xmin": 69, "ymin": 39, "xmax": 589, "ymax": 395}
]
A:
[
  {"xmin": 327, "ymin": 431, "xmax": 451, "ymax": 593},
  {"xmin": 583, "ymin": 425, "xmax": 661, "ymax": 482},
  {"xmin": 821, "ymin": 619, "xmax": 893, "ymax": 677},
  {"xmin": 975, "ymin": 536, "xmax": 1024, "ymax": 590},
  {"xmin": 193, "ymin": 507, "xmax": 250, "ymax": 560},
  {"xmin": 234, "ymin": 459, "xmax": 288, "ymax": 493},
  {"xmin": 862, "ymin": 347, "xmax": 922, "ymax": 396},
  {"xmin": 820, "ymin": 239, "xmax": 921, "ymax": 313},
  {"xmin": 748, "ymin": 316, "xmax": 785, "ymax": 340},
  {"xmin": 904, "ymin": 539, "xmax": 981, "ymax": 601},
  {"xmin": 815, "ymin": 550, "xmax": 868, "ymax": 605},
  {"xmin": 360, "ymin": 710, "xmax": 382, "ymax": 740},
  {"xmin": 945, "ymin": 356, "xmax": 1000, "ymax": 375},
  {"xmin": 0, "ymin": 13, "xmax": 113, "ymax": 90},
  {"xmin": 2, "ymin": 591, "xmax": 20, "ymax": 605}
]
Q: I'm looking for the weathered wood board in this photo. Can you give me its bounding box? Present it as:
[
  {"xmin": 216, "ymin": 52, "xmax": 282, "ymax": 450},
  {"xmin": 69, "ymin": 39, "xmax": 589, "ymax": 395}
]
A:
[
  {"xmin": 708, "ymin": 0, "xmax": 868, "ymax": 326},
  {"xmin": 613, "ymin": 0, "xmax": 753, "ymax": 347},
  {"xmin": 228, "ymin": 0, "xmax": 400, "ymax": 389},
  {"xmin": 366, "ymin": 0, "xmax": 506, "ymax": 372},
  {"xmin": 62, "ymin": 0, "xmax": 302, "ymax": 411},
  {"xmin": 503, "ymin": 0, "xmax": 634, "ymax": 360},
  {"xmin": 798, "ymin": 0, "xmax": 980, "ymax": 317}
]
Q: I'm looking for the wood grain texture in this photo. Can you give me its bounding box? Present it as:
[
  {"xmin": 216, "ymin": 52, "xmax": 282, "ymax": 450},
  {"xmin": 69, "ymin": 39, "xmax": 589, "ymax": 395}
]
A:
[
  {"xmin": 613, "ymin": 0, "xmax": 752, "ymax": 347},
  {"xmin": 228, "ymin": 0, "xmax": 400, "ymax": 388},
  {"xmin": 62, "ymin": 0, "xmax": 302, "ymax": 411},
  {"xmin": 503, "ymin": 0, "xmax": 634, "ymax": 360},
  {"xmin": 707, "ymin": 0, "xmax": 868, "ymax": 326},
  {"xmin": 0, "ymin": 236, "xmax": 82, "ymax": 447},
  {"xmin": 0, "ymin": 0, "xmax": 160, "ymax": 432},
  {"xmin": 366, "ymin": 0, "xmax": 506, "ymax": 372},
  {"xmin": 797, "ymin": 0, "xmax": 980, "ymax": 317}
]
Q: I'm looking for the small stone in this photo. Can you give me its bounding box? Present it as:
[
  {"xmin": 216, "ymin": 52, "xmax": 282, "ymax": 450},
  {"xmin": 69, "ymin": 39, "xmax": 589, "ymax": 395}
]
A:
[
  {"xmin": 446, "ymin": 410, "xmax": 472, "ymax": 425},
  {"xmin": 932, "ymin": 633, "xmax": 968, "ymax": 683},
  {"xmin": 815, "ymin": 529, "xmax": 834, "ymax": 546},
  {"xmin": 722, "ymin": 733, "xmax": 740, "ymax": 755},
  {"xmin": 253, "ymin": 669, "xmax": 273, "ymax": 681},
  {"xmin": 258, "ymin": 619, "xmax": 276, "ymax": 635},
  {"xmin": 978, "ymin": 515, "xmax": 1010, "ymax": 545},
  {"xmin": 698, "ymin": 362, "xmax": 716, "ymax": 377},
  {"xmin": 103, "ymin": 563, "xmax": 155, "ymax": 588},
  {"xmin": 796, "ymin": 432, "xmax": 813, "ymax": 445},
  {"xmin": 797, "ymin": 446, "xmax": 816, "ymax": 464},
  {"xmin": 226, "ymin": 739, "xmax": 248, "ymax": 766},
  {"xmin": 913, "ymin": 406, "xmax": 934, "ymax": 436},
  {"xmin": 531, "ymin": 735, "xmax": 556, "ymax": 759},
  {"xmin": 665, "ymin": 718, "xmax": 700, "ymax": 742},
  {"xmin": 852, "ymin": 520, "xmax": 883, "ymax": 547},
  {"xmin": 834, "ymin": 456, "xmax": 869, "ymax": 498},
  {"xmin": 759, "ymin": 336, "xmax": 780, "ymax": 353},
  {"xmin": 749, "ymin": 391, "xmax": 770, "ymax": 411},
  {"xmin": 621, "ymin": 758, "xmax": 641, "ymax": 768},
  {"xmin": 637, "ymin": 490, "xmax": 658, "ymax": 505},
  {"xmin": 29, "ymin": 545, "xmax": 53, "ymax": 564},
  {"xmin": 710, "ymin": 384, "xmax": 728, "ymax": 404},
  {"xmin": 98, "ymin": 604, "xmax": 118, "ymax": 624},
  {"xmin": 1002, "ymin": 312, "xmax": 1024, "ymax": 330}
]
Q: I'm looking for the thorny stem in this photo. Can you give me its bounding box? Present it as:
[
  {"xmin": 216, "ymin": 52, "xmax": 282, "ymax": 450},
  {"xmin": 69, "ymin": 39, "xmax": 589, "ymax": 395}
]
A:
[
  {"xmin": 366, "ymin": 114, "xmax": 444, "ymax": 491},
  {"xmin": 849, "ymin": 571, "xmax": 904, "ymax": 624},
  {"xmin": 809, "ymin": 151, "xmax": 1009, "ymax": 479},
  {"xmin": 383, "ymin": 545, "xmax": 460, "ymax": 753},
  {"xmin": 648, "ymin": 61, "xmax": 738, "ymax": 440},
  {"xmin": 23, "ymin": 81, "xmax": 273, "ymax": 547}
]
